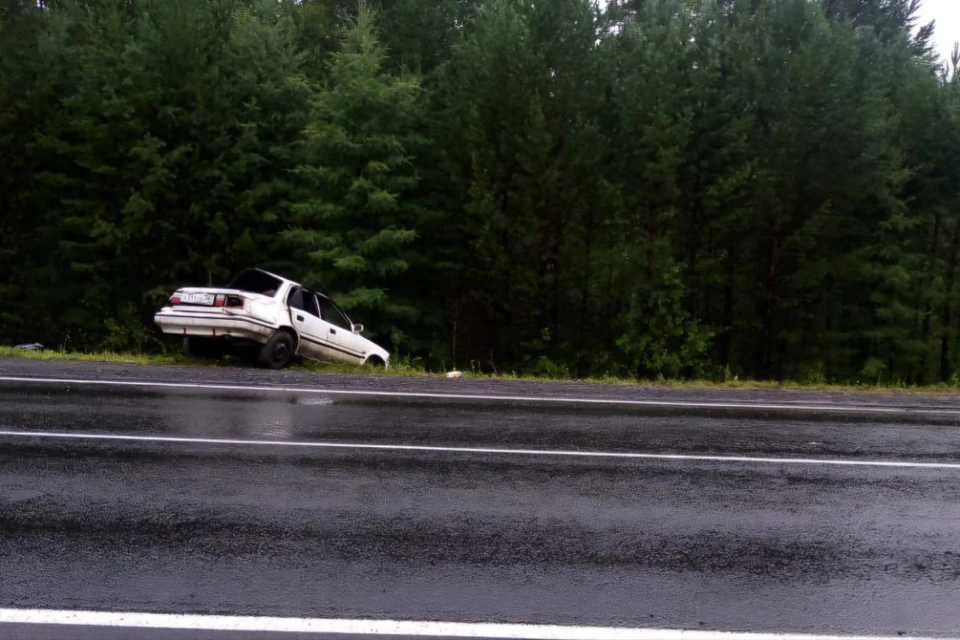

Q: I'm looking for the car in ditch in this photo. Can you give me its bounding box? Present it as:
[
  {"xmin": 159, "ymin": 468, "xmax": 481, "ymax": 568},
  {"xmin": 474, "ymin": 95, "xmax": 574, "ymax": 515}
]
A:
[{"xmin": 154, "ymin": 268, "xmax": 390, "ymax": 369}]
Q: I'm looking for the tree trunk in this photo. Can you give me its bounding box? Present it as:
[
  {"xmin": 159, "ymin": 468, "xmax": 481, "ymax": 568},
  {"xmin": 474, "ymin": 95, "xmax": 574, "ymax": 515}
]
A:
[
  {"xmin": 940, "ymin": 222, "xmax": 960, "ymax": 381},
  {"xmin": 720, "ymin": 229, "xmax": 737, "ymax": 369},
  {"xmin": 760, "ymin": 220, "xmax": 782, "ymax": 378},
  {"xmin": 921, "ymin": 209, "xmax": 942, "ymax": 381},
  {"xmin": 577, "ymin": 210, "xmax": 595, "ymax": 370}
]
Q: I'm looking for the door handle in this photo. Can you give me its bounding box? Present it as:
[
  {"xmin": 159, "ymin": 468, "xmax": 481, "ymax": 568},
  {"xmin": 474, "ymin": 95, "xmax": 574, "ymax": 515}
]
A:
[
  {"xmin": 330, "ymin": 328, "xmax": 337, "ymax": 335},
  {"xmin": 296, "ymin": 315, "xmax": 304, "ymax": 322}
]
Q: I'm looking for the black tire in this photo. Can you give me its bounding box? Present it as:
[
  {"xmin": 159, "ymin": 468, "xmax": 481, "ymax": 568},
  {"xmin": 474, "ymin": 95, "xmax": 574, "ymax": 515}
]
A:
[
  {"xmin": 365, "ymin": 355, "xmax": 386, "ymax": 368},
  {"xmin": 259, "ymin": 331, "xmax": 295, "ymax": 369}
]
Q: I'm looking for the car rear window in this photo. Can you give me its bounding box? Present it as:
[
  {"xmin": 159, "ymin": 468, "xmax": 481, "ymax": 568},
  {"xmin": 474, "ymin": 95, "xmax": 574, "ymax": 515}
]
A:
[{"xmin": 227, "ymin": 269, "xmax": 283, "ymax": 296}]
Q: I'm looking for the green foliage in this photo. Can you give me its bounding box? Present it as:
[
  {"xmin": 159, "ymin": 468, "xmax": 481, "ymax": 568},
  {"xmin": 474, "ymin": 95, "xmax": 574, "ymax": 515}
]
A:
[
  {"xmin": 102, "ymin": 304, "xmax": 161, "ymax": 353},
  {"xmin": 3, "ymin": 0, "xmax": 960, "ymax": 384},
  {"xmin": 1, "ymin": 0, "xmax": 311, "ymax": 348},
  {"xmin": 617, "ymin": 261, "xmax": 713, "ymax": 378},
  {"xmin": 283, "ymin": 3, "xmax": 424, "ymax": 349}
]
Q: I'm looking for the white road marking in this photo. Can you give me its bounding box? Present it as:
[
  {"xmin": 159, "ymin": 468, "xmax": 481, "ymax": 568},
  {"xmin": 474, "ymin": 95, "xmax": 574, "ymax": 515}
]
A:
[
  {"xmin": 0, "ymin": 375, "xmax": 956, "ymax": 416},
  {"xmin": 0, "ymin": 608, "xmax": 948, "ymax": 640},
  {"xmin": 1, "ymin": 429, "xmax": 958, "ymax": 470}
]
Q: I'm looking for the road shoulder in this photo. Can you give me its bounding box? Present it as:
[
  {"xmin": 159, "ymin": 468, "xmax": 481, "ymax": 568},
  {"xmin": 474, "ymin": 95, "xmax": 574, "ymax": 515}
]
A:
[{"xmin": 3, "ymin": 356, "xmax": 960, "ymax": 410}]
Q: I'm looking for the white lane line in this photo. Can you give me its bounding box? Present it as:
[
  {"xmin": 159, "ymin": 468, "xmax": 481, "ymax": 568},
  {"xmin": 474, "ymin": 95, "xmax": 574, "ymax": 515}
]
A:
[
  {"xmin": 0, "ymin": 374, "xmax": 956, "ymax": 415},
  {"xmin": 2, "ymin": 430, "xmax": 959, "ymax": 470},
  {"xmin": 0, "ymin": 609, "xmax": 947, "ymax": 640}
]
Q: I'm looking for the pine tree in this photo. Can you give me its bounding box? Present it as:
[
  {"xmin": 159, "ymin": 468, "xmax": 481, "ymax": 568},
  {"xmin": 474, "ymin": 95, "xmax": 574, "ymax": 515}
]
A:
[
  {"xmin": 4, "ymin": 0, "xmax": 311, "ymax": 349},
  {"xmin": 601, "ymin": 0, "xmax": 714, "ymax": 377},
  {"xmin": 0, "ymin": 0, "xmax": 73, "ymax": 343},
  {"xmin": 429, "ymin": 0, "xmax": 608, "ymax": 372},
  {"xmin": 3, "ymin": 0, "xmax": 959, "ymax": 383},
  {"xmin": 283, "ymin": 3, "xmax": 423, "ymax": 349}
]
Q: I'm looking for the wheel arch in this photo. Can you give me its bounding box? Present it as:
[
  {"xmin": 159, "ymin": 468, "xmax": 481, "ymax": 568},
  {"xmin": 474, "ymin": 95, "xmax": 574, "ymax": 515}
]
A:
[{"xmin": 364, "ymin": 354, "xmax": 387, "ymax": 367}]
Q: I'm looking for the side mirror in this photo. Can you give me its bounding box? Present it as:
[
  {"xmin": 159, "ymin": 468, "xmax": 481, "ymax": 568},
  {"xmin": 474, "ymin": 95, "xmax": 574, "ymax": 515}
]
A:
[{"xmin": 352, "ymin": 323, "xmax": 364, "ymax": 334}]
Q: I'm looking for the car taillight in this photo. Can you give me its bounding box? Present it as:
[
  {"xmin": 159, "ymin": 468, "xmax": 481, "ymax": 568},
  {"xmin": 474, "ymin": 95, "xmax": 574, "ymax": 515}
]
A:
[
  {"xmin": 213, "ymin": 295, "xmax": 226, "ymax": 307},
  {"xmin": 226, "ymin": 295, "xmax": 243, "ymax": 308},
  {"xmin": 169, "ymin": 295, "xmax": 181, "ymax": 305}
]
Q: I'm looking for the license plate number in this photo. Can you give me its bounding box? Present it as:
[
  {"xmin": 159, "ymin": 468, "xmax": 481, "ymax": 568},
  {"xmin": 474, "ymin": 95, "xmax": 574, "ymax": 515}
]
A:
[{"xmin": 181, "ymin": 293, "xmax": 214, "ymax": 305}]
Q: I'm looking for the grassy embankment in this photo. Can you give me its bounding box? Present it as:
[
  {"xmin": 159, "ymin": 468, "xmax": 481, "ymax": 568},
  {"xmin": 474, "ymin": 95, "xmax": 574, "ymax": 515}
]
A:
[
  {"xmin": 3, "ymin": 345, "xmax": 960, "ymax": 394},
  {"xmin": 0, "ymin": 345, "xmax": 427, "ymax": 376}
]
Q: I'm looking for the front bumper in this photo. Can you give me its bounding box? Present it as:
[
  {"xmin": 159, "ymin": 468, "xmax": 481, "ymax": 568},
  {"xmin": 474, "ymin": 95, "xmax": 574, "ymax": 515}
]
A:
[{"xmin": 154, "ymin": 309, "xmax": 275, "ymax": 343}]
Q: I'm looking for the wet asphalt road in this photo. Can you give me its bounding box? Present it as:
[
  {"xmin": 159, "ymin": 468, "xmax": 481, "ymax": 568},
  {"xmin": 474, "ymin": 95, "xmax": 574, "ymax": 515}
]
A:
[{"xmin": 3, "ymin": 361, "xmax": 960, "ymax": 638}]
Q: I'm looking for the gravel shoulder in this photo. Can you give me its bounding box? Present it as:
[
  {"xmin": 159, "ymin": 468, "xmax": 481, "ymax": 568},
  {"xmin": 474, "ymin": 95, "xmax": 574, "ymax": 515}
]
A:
[{"xmin": 4, "ymin": 356, "xmax": 960, "ymax": 410}]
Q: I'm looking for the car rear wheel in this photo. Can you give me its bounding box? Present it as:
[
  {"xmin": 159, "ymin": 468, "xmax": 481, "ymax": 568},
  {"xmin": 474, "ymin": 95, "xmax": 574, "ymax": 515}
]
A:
[{"xmin": 259, "ymin": 331, "xmax": 295, "ymax": 369}]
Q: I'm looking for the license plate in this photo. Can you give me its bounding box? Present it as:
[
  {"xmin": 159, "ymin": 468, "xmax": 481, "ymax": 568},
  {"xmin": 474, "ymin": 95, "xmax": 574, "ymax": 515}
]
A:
[{"xmin": 181, "ymin": 293, "xmax": 214, "ymax": 305}]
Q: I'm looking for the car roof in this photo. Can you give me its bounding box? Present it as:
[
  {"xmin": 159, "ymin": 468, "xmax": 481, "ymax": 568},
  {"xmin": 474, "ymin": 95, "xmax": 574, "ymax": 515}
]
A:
[{"xmin": 249, "ymin": 268, "xmax": 299, "ymax": 287}]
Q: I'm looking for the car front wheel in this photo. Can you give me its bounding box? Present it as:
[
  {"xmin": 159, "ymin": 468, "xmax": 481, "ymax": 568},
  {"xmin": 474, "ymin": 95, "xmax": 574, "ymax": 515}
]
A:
[
  {"xmin": 259, "ymin": 331, "xmax": 295, "ymax": 369},
  {"xmin": 365, "ymin": 355, "xmax": 386, "ymax": 368}
]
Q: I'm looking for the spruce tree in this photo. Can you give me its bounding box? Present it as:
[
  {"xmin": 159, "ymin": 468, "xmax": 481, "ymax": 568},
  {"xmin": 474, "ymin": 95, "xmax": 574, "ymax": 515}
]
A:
[{"xmin": 283, "ymin": 3, "xmax": 423, "ymax": 349}]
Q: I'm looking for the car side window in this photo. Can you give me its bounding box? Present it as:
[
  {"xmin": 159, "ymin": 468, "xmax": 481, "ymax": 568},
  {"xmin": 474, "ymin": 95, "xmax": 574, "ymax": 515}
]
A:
[
  {"xmin": 304, "ymin": 292, "xmax": 321, "ymax": 318},
  {"xmin": 287, "ymin": 287, "xmax": 306, "ymax": 311},
  {"xmin": 317, "ymin": 295, "xmax": 351, "ymax": 329}
]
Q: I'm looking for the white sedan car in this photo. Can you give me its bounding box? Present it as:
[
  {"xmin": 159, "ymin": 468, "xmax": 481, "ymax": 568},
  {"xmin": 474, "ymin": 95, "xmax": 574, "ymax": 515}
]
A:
[{"xmin": 154, "ymin": 269, "xmax": 390, "ymax": 369}]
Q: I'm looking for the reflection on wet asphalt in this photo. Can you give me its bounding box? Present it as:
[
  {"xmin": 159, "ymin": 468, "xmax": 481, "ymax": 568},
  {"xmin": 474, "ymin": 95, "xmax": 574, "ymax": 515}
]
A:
[{"xmin": 2, "ymin": 373, "xmax": 960, "ymax": 639}]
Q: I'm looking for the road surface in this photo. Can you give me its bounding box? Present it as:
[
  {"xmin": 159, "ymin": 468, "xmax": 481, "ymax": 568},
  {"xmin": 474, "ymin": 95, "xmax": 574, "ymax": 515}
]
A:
[{"xmin": 1, "ymin": 359, "xmax": 960, "ymax": 639}]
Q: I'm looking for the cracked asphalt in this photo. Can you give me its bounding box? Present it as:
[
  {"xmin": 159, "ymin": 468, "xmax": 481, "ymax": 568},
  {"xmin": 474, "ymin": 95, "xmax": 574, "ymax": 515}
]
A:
[{"xmin": 2, "ymin": 359, "xmax": 960, "ymax": 639}]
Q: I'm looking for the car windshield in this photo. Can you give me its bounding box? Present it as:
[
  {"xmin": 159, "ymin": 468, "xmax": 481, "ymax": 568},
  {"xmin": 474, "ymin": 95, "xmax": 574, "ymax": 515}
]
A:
[{"xmin": 227, "ymin": 269, "xmax": 282, "ymax": 296}]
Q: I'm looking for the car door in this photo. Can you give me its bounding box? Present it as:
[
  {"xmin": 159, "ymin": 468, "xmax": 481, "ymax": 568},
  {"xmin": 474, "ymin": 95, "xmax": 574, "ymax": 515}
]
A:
[
  {"xmin": 287, "ymin": 287, "xmax": 336, "ymax": 361},
  {"xmin": 316, "ymin": 294, "xmax": 366, "ymax": 364}
]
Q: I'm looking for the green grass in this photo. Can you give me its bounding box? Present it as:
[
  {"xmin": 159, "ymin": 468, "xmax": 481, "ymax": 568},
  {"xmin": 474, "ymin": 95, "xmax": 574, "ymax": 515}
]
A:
[
  {"xmin": 3, "ymin": 345, "xmax": 960, "ymax": 394},
  {"xmin": 296, "ymin": 355, "xmax": 433, "ymax": 377},
  {"xmin": 0, "ymin": 345, "xmax": 428, "ymax": 377},
  {"xmin": 0, "ymin": 345, "xmax": 204, "ymax": 366},
  {"xmin": 482, "ymin": 369, "xmax": 960, "ymax": 395}
]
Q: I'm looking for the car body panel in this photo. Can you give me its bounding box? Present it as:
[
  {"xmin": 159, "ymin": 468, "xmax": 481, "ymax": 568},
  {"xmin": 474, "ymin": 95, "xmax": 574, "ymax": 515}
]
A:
[{"xmin": 154, "ymin": 269, "xmax": 389, "ymax": 367}]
